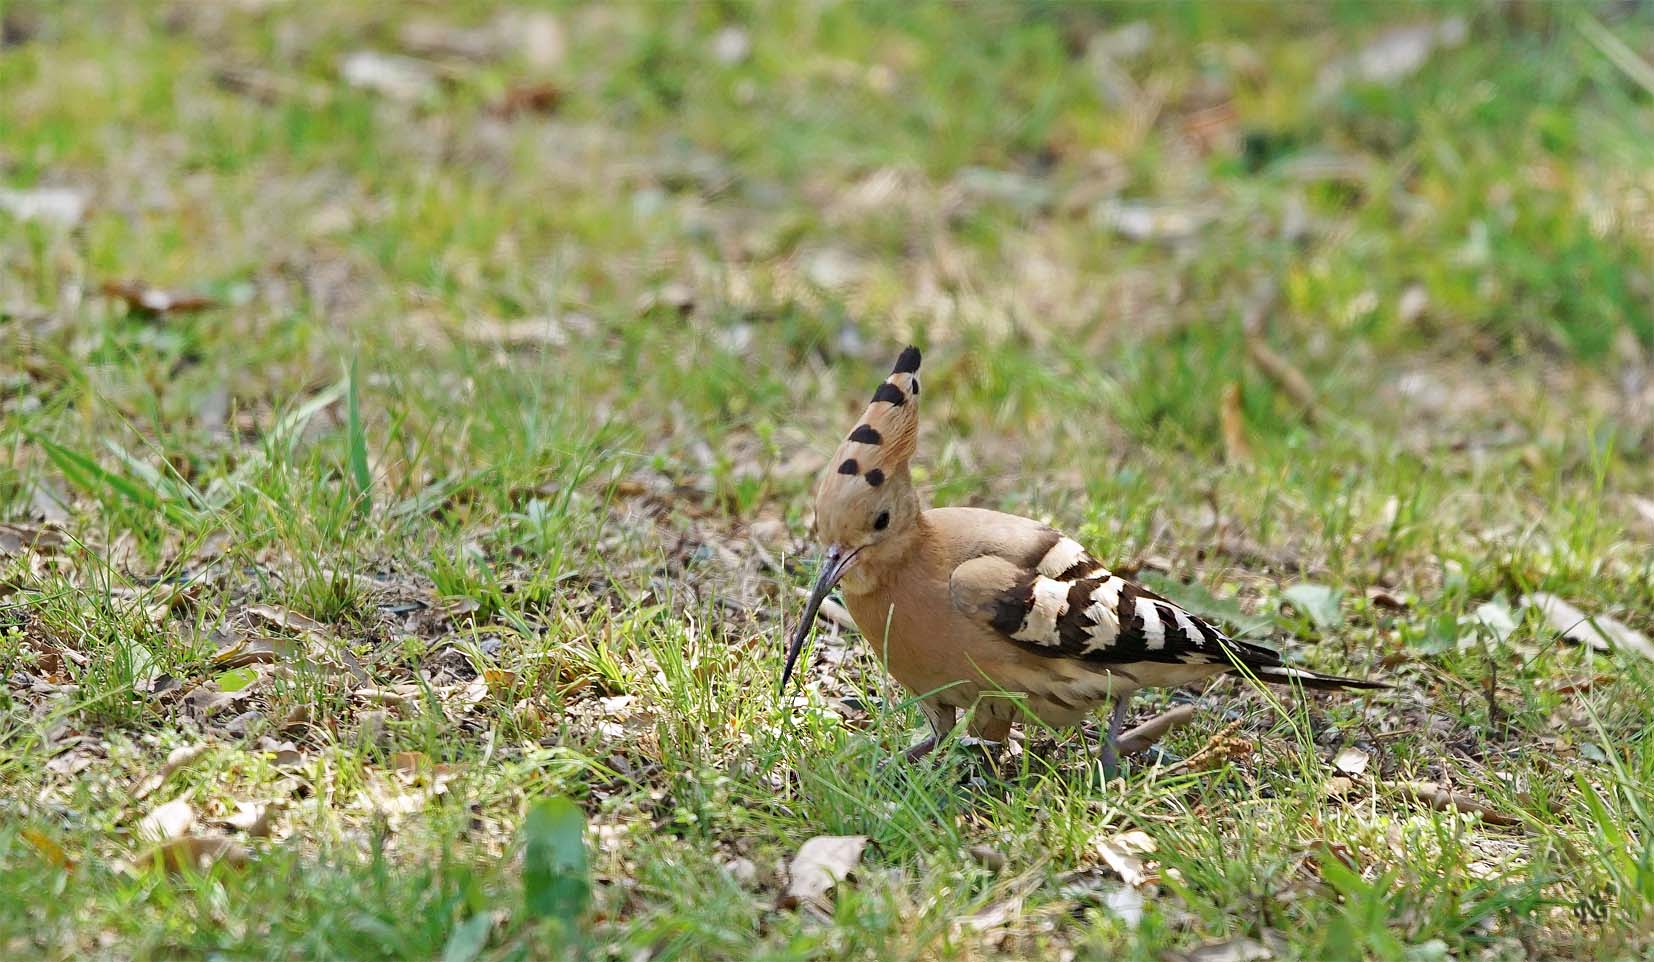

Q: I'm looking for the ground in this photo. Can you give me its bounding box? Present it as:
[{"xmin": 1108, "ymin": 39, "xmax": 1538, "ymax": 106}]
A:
[{"xmin": 2, "ymin": 2, "xmax": 1654, "ymax": 960}]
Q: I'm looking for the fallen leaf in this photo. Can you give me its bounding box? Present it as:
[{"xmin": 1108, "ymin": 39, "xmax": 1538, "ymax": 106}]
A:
[
  {"xmin": 783, "ymin": 835, "xmax": 868, "ymax": 907},
  {"xmin": 1465, "ymin": 599, "xmax": 1518, "ymax": 644},
  {"xmin": 212, "ymin": 635, "xmax": 300, "ymax": 669},
  {"xmin": 341, "ymin": 50, "xmax": 437, "ymax": 103},
  {"xmin": 720, "ymin": 855, "xmax": 759, "ymax": 888},
  {"xmin": 791, "ymin": 586, "xmax": 856, "ymax": 632},
  {"xmin": 1317, "ymin": 18, "xmax": 1468, "ymax": 90},
  {"xmin": 101, "ymin": 280, "xmax": 218, "ymax": 316},
  {"xmin": 138, "ymin": 798, "xmax": 196, "ymax": 842},
  {"xmin": 0, "ymin": 521, "xmax": 65, "ymax": 555},
  {"xmin": 1096, "ymin": 201, "xmax": 1211, "ymax": 242},
  {"xmin": 496, "ymin": 9, "xmax": 565, "ymax": 70},
  {"xmin": 21, "ymin": 828, "xmax": 72, "ymax": 869},
  {"xmin": 464, "ymin": 316, "xmax": 570, "ymax": 347},
  {"xmin": 213, "ymin": 65, "xmax": 329, "ymax": 106},
  {"xmin": 1384, "ymin": 780, "xmax": 1518, "ymax": 827},
  {"xmin": 0, "ymin": 185, "xmax": 88, "ymax": 227},
  {"xmin": 967, "ymin": 845, "xmax": 1007, "ymax": 872},
  {"xmin": 956, "ymin": 891, "xmax": 1025, "ymax": 932},
  {"xmin": 219, "ymin": 800, "xmax": 282, "ymax": 838},
  {"xmin": 1522, "ymin": 593, "xmax": 1654, "ymax": 662},
  {"xmin": 711, "ymin": 25, "xmax": 751, "ymax": 65},
  {"xmin": 1633, "ymin": 495, "xmax": 1654, "ymax": 528},
  {"xmin": 1282, "ymin": 583, "xmax": 1344, "ymax": 630},
  {"xmin": 1323, "ymin": 775, "xmax": 1357, "ymax": 800},
  {"xmin": 134, "ymin": 743, "xmax": 209, "ymax": 800},
  {"xmin": 1331, "ymin": 746, "xmax": 1370, "ymax": 777},
  {"xmin": 389, "ymin": 750, "xmax": 430, "ymax": 774},
  {"xmin": 1219, "ymin": 382, "xmax": 1250, "ymax": 463},
  {"xmin": 1365, "ymin": 586, "xmax": 1408, "ymax": 610},
  {"xmin": 1104, "ymin": 885, "xmax": 1146, "ymax": 929},
  {"xmin": 1553, "ymin": 673, "xmax": 1615, "ymax": 695},
  {"xmin": 245, "ymin": 603, "xmax": 327, "ymax": 634},
  {"xmin": 1165, "ymin": 935, "xmax": 1277, "ymax": 962},
  {"xmin": 137, "ymin": 834, "xmax": 250, "ymax": 874},
  {"xmin": 489, "ymin": 82, "xmax": 562, "ymax": 118},
  {"xmin": 1094, "ymin": 830, "xmax": 1156, "ymax": 887}
]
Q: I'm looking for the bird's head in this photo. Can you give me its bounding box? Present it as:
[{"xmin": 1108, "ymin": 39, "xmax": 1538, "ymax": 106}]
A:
[{"xmin": 782, "ymin": 345, "xmax": 923, "ymax": 691}]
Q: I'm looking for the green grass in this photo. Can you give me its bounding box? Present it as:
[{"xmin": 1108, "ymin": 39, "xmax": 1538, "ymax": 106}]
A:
[{"xmin": 3, "ymin": 1, "xmax": 1654, "ymax": 958}]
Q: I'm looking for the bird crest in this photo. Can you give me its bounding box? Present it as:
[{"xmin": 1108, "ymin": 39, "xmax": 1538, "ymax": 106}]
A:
[{"xmin": 817, "ymin": 345, "xmax": 921, "ymax": 498}]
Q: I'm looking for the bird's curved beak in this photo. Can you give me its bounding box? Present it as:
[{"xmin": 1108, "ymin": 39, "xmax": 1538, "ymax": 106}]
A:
[{"xmin": 780, "ymin": 544, "xmax": 859, "ymax": 695}]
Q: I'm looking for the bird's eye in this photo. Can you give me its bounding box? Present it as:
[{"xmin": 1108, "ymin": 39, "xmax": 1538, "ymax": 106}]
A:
[{"xmin": 873, "ymin": 511, "xmax": 890, "ymax": 531}]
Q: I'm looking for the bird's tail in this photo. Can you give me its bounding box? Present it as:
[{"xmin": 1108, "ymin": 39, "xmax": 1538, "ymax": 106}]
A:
[{"xmin": 1243, "ymin": 664, "xmax": 1389, "ymax": 691}]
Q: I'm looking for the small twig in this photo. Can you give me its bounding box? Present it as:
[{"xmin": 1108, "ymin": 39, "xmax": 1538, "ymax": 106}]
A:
[
  {"xmin": 1384, "ymin": 780, "xmax": 1520, "ymax": 827},
  {"xmin": 1245, "ymin": 339, "xmax": 1319, "ymax": 420},
  {"xmin": 1117, "ymin": 704, "xmax": 1197, "ymax": 755}
]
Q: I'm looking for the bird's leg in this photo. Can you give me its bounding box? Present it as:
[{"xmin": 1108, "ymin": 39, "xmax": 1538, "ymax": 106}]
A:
[
  {"xmin": 903, "ymin": 701, "xmax": 956, "ymax": 763},
  {"xmin": 1097, "ymin": 696, "xmax": 1131, "ymax": 780}
]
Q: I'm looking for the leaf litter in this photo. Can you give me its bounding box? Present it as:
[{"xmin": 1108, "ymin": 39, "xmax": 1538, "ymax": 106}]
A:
[{"xmin": 783, "ymin": 835, "xmax": 868, "ymax": 908}]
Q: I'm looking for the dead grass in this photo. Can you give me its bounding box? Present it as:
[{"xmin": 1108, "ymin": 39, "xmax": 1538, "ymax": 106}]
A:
[{"xmin": 2, "ymin": 2, "xmax": 1653, "ymax": 960}]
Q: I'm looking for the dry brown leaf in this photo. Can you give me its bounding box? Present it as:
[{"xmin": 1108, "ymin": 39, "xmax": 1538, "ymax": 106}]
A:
[
  {"xmin": 245, "ymin": 604, "xmax": 327, "ymax": 635},
  {"xmin": 1522, "ymin": 593, "xmax": 1654, "ymax": 662},
  {"xmin": 1332, "ymin": 746, "xmax": 1370, "ymax": 777},
  {"xmin": 389, "ymin": 750, "xmax": 429, "ymax": 774},
  {"xmin": 21, "ymin": 828, "xmax": 72, "ymax": 869},
  {"xmin": 1553, "ymin": 673, "xmax": 1615, "ymax": 695},
  {"xmin": 1385, "ymin": 781, "xmax": 1518, "ymax": 827},
  {"xmin": 138, "ymin": 835, "xmax": 250, "ymax": 874},
  {"xmin": 101, "ymin": 280, "xmax": 218, "ymax": 316},
  {"xmin": 0, "ymin": 521, "xmax": 65, "ymax": 555},
  {"xmin": 782, "ymin": 835, "xmax": 867, "ymax": 907},
  {"xmin": 1094, "ymin": 830, "xmax": 1156, "ymax": 887},
  {"xmin": 1365, "ymin": 586, "xmax": 1409, "ymax": 610},
  {"xmin": 213, "ymin": 65, "xmax": 329, "ymax": 106},
  {"xmin": 489, "ymin": 82, "xmax": 562, "ymax": 118},
  {"xmin": 1219, "ymin": 383, "xmax": 1250, "ymax": 463},
  {"xmin": 138, "ymin": 798, "xmax": 196, "ymax": 842},
  {"xmin": 482, "ymin": 668, "xmax": 518, "ymax": 691},
  {"xmin": 134, "ymin": 743, "xmax": 209, "ymax": 800},
  {"xmin": 212, "ymin": 635, "xmax": 300, "ymax": 669},
  {"xmin": 967, "ymin": 845, "xmax": 1007, "ymax": 872}
]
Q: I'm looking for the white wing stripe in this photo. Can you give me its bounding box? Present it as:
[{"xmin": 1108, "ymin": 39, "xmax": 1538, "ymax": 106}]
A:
[
  {"xmin": 1013, "ymin": 576, "xmax": 1069, "ymax": 644},
  {"xmin": 1036, "ymin": 537, "xmax": 1090, "ymax": 578},
  {"xmin": 1137, "ymin": 598, "xmax": 1165, "ymax": 650}
]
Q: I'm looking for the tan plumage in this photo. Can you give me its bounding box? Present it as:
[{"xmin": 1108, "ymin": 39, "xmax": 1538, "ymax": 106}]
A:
[{"xmin": 784, "ymin": 346, "xmax": 1385, "ymax": 772}]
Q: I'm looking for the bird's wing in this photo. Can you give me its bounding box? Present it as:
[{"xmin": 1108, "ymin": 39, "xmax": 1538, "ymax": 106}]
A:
[{"xmin": 947, "ymin": 533, "xmax": 1282, "ymax": 672}]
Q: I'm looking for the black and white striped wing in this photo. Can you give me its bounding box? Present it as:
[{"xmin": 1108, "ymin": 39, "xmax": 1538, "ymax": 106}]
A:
[{"xmin": 949, "ymin": 535, "xmax": 1274, "ymax": 671}]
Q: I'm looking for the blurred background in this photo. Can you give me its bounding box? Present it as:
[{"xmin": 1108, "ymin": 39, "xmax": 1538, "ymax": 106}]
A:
[{"xmin": 4, "ymin": 3, "xmax": 1654, "ymax": 957}]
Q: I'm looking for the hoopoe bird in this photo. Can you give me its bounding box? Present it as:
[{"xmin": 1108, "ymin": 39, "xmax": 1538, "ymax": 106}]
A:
[{"xmin": 783, "ymin": 346, "xmax": 1385, "ymax": 774}]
